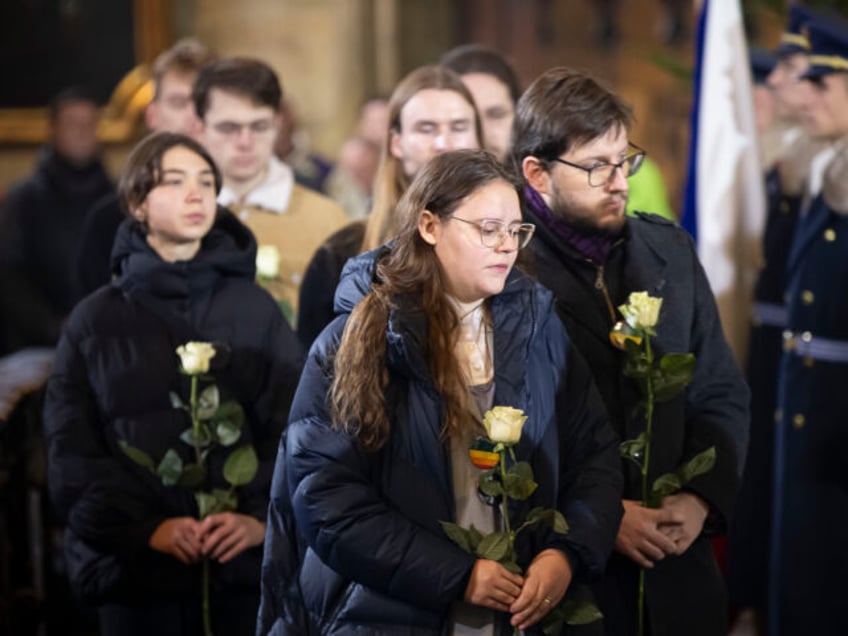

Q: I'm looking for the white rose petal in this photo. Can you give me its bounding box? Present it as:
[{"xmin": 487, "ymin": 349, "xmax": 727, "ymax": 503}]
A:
[
  {"xmin": 619, "ymin": 291, "xmax": 662, "ymax": 330},
  {"xmin": 483, "ymin": 406, "xmax": 528, "ymax": 445},
  {"xmin": 256, "ymin": 245, "xmax": 281, "ymax": 279},
  {"xmin": 176, "ymin": 341, "xmax": 216, "ymax": 375}
]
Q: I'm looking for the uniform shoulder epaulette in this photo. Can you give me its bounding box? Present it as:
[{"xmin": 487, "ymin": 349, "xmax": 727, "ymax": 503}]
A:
[{"xmin": 632, "ymin": 211, "xmax": 676, "ymax": 226}]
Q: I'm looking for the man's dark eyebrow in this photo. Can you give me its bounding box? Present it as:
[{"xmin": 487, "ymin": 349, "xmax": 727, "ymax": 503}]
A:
[{"xmin": 574, "ymin": 149, "xmax": 629, "ymax": 163}]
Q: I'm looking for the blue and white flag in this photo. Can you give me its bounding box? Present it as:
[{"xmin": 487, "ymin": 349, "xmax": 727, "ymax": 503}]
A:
[{"xmin": 682, "ymin": 0, "xmax": 766, "ymax": 363}]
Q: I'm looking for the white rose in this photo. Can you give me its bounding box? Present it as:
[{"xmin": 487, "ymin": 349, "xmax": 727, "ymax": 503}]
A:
[
  {"xmin": 483, "ymin": 406, "xmax": 527, "ymax": 445},
  {"xmin": 619, "ymin": 291, "xmax": 662, "ymax": 330},
  {"xmin": 256, "ymin": 245, "xmax": 281, "ymax": 279},
  {"xmin": 176, "ymin": 342, "xmax": 216, "ymax": 375}
]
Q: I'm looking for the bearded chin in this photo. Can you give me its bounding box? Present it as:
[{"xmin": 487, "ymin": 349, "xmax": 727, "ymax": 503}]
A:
[{"xmin": 549, "ymin": 192, "xmax": 627, "ymax": 236}]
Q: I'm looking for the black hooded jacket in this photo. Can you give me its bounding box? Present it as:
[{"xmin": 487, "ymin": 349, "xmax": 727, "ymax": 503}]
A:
[
  {"xmin": 0, "ymin": 146, "xmax": 114, "ymax": 352},
  {"xmin": 44, "ymin": 211, "xmax": 304, "ymax": 605}
]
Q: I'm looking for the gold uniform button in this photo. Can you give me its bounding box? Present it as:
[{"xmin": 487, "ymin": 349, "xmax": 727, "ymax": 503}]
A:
[
  {"xmin": 803, "ymin": 357, "xmax": 815, "ymax": 368},
  {"xmin": 824, "ymin": 228, "xmax": 836, "ymax": 242},
  {"xmin": 780, "ymin": 200, "xmax": 790, "ymax": 214},
  {"xmin": 792, "ymin": 414, "xmax": 806, "ymax": 429},
  {"xmin": 774, "ymin": 409, "xmax": 783, "ymax": 423},
  {"xmin": 783, "ymin": 331, "xmax": 796, "ymax": 352},
  {"xmin": 801, "ymin": 290, "xmax": 815, "ymax": 305}
]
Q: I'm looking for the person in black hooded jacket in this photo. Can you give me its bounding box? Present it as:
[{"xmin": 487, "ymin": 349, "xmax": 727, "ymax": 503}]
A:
[{"xmin": 44, "ymin": 131, "xmax": 303, "ymax": 636}]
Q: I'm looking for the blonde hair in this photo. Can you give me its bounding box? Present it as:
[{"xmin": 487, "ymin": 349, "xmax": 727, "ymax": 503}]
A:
[{"xmin": 361, "ymin": 65, "xmax": 482, "ymax": 252}]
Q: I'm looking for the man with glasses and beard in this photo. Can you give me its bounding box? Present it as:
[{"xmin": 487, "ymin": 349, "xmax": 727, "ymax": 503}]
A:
[{"xmin": 512, "ymin": 67, "xmax": 748, "ymax": 636}]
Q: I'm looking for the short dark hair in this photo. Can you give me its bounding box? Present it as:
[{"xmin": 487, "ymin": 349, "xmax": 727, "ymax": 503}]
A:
[
  {"xmin": 511, "ymin": 67, "xmax": 633, "ymax": 169},
  {"xmin": 440, "ymin": 44, "xmax": 522, "ymax": 104},
  {"xmin": 119, "ymin": 131, "xmax": 222, "ymax": 224},
  {"xmin": 192, "ymin": 57, "xmax": 283, "ymax": 119},
  {"xmin": 48, "ymin": 86, "xmax": 97, "ymax": 121},
  {"xmin": 151, "ymin": 38, "xmax": 216, "ymax": 100}
]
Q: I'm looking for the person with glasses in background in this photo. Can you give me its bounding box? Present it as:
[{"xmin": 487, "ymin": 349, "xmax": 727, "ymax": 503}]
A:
[
  {"xmin": 513, "ymin": 67, "xmax": 748, "ymax": 636},
  {"xmin": 193, "ymin": 57, "xmax": 348, "ymax": 325},
  {"xmin": 258, "ymin": 149, "xmax": 623, "ymax": 635}
]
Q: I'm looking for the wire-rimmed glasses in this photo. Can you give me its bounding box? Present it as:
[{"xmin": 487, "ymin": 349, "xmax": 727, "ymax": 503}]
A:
[
  {"xmin": 450, "ymin": 217, "xmax": 536, "ymax": 249},
  {"xmin": 552, "ymin": 143, "xmax": 647, "ymax": 187}
]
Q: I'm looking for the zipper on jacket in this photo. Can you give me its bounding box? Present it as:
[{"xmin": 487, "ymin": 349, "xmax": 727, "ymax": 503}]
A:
[{"xmin": 593, "ymin": 263, "xmax": 617, "ymax": 324}]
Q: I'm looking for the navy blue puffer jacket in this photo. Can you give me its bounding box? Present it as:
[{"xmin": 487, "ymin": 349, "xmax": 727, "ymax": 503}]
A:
[{"xmin": 258, "ymin": 250, "xmax": 623, "ymax": 635}]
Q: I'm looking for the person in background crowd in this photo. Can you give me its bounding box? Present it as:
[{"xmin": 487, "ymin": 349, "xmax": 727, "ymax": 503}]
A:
[
  {"xmin": 76, "ymin": 37, "xmax": 217, "ymax": 297},
  {"xmin": 44, "ymin": 131, "xmax": 303, "ymax": 636},
  {"xmin": 323, "ymin": 135, "xmax": 381, "ymax": 220},
  {"xmin": 296, "ymin": 65, "xmax": 481, "ymax": 349},
  {"xmin": 750, "ymin": 47, "xmax": 778, "ymax": 141},
  {"xmin": 193, "ymin": 57, "xmax": 348, "ymax": 326},
  {"xmin": 273, "ymin": 98, "xmax": 334, "ymax": 194},
  {"xmin": 258, "ymin": 149, "xmax": 623, "ymax": 634},
  {"xmin": 356, "ymin": 95, "xmax": 391, "ymax": 148},
  {"xmin": 513, "ymin": 66, "xmax": 749, "ymax": 636},
  {"xmin": 323, "ymin": 96, "xmax": 389, "ymax": 221},
  {"xmin": 0, "ymin": 86, "xmax": 113, "ymax": 355},
  {"xmin": 725, "ymin": 7, "xmax": 823, "ymax": 633},
  {"xmin": 768, "ymin": 16, "xmax": 848, "ymax": 635},
  {"xmin": 440, "ymin": 44, "xmax": 521, "ymax": 164}
]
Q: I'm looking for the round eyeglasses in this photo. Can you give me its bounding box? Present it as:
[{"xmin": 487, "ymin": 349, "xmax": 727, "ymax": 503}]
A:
[
  {"xmin": 552, "ymin": 143, "xmax": 647, "ymax": 187},
  {"xmin": 450, "ymin": 216, "xmax": 536, "ymax": 249}
]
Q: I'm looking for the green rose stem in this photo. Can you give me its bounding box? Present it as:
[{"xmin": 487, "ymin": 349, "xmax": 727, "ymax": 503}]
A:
[
  {"xmin": 498, "ymin": 449, "xmax": 513, "ymax": 539},
  {"xmin": 637, "ymin": 335, "xmax": 654, "ymax": 636},
  {"xmin": 498, "ymin": 447, "xmax": 520, "ymax": 636},
  {"xmin": 188, "ymin": 373, "xmax": 213, "ymax": 636},
  {"xmin": 190, "ymin": 375, "xmax": 202, "ymax": 464}
]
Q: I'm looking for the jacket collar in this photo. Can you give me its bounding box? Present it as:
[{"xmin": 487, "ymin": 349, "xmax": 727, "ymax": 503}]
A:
[
  {"xmin": 217, "ymin": 156, "xmax": 294, "ymax": 214},
  {"xmin": 110, "ymin": 208, "xmax": 257, "ymax": 335},
  {"xmin": 525, "ymin": 209, "xmax": 669, "ymax": 346}
]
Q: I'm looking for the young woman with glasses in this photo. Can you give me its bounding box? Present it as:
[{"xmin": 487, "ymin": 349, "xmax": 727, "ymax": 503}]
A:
[{"xmin": 259, "ymin": 149, "xmax": 623, "ymax": 635}]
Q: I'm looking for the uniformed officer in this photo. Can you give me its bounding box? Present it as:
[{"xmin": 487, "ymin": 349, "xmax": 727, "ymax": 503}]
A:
[
  {"xmin": 726, "ymin": 6, "xmax": 823, "ymax": 630},
  {"xmin": 770, "ymin": 15, "xmax": 848, "ymax": 636}
]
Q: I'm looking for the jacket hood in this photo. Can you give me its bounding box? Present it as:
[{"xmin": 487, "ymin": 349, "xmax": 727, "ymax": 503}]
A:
[
  {"xmin": 110, "ymin": 206, "xmax": 257, "ymax": 297},
  {"xmin": 333, "ymin": 245, "xmax": 388, "ymax": 316}
]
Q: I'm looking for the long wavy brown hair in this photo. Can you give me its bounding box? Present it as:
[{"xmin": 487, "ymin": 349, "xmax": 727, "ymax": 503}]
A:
[
  {"xmin": 331, "ymin": 149, "xmax": 519, "ymax": 451},
  {"xmin": 361, "ymin": 65, "xmax": 483, "ymax": 253}
]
